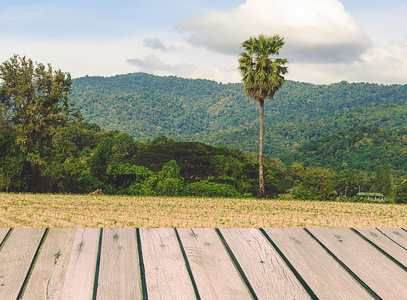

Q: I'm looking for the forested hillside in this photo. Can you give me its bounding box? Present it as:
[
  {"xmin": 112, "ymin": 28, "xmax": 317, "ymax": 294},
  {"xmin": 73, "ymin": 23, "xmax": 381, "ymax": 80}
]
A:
[
  {"xmin": 3, "ymin": 57, "xmax": 407, "ymax": 202},
  {"xmin": 279, "ymin": 125, "xmax": 407, "ymax": 175},
  {"xmin": 71, "ymin": 73, "xmax": 407, "ymax": 157}
]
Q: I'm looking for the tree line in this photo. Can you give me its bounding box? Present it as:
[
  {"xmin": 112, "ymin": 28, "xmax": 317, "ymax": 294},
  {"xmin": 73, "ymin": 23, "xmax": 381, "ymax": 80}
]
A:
[
  {"xmin": 70, "ymin": 69, "xmax": 407, "ymax": 158},
  {"xmin": 1, "ymin": 119, "xmax": 404, "ymax": 203},
  {"xmin": 1, "ymin": 55, "xmax": 407, "ymax": 203}
]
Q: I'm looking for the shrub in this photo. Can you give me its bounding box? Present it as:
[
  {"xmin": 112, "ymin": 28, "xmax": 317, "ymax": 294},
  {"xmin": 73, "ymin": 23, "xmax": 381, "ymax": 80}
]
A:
[
  {"xmin": 187, "ymin": 180, "xmax": 240, "ymax": 198},
  {"xmin": 108, "ymin": 164, "xmax": 152, "ymax": 188},
  {"xmin": 393, "ymin": 179, "xmax": 407, "ymax": 204},
  {"xmin": 292, "ymin": 188, "xmax": 314, "ymax": 200}
]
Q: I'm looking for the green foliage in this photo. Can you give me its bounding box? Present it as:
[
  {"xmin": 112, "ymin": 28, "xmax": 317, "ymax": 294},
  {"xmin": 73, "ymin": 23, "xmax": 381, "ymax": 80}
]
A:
[
  {"xmin": 393, "ymin": 179, "xmax": 407, "ymax": 204},
  {"xmin": 108, "ymin": 164, "xmax": 152, "ymax": 189},
  {"xmin": 238, "ymin": 34, "xmax": 288, "ymax": 101},
  {"xmin": 3, "ymin": 60, "xmax": 407, "ymax": 199},
  {"xmin": 299, "ymin": 167, "xmax": 335, "ymax": 200},
  {"xmin": 0, "ymin": 130, "xmax": 29, "ymax": 192},
  {"xmin": 372, "ymin": 165, "xmax": 392, "ymax": 196},
  {"xmin": 70, "ymin": 73, "xmax": 407, "ymax": 160},
  {"xmin": 279, "ymin": 126, "xmax": 407, "ymax": 177},
  {"xmin": 186, "ymin": 180, "xmax": 240, "ymax": 198},
  {"xmin": 77, "ymin": 170, "xmax": 104, "ymax": 194},
  {"xmin": 333, "ymin": 171, "xmax": 359, "ymax": 198},
  {"xmin": 292, "ymin": 188, "xmax": 314, "ymax": 200},
  {"xmin": 0, "ymin": 55, "xmax": 80, "ymax": 155},
  {"xmin": 88, "ymin": 137, "xmax": 114, "ymax": 181},
  {"xmin": 155, "ymin": 160, "xmax": 184, "ymax": 196}
]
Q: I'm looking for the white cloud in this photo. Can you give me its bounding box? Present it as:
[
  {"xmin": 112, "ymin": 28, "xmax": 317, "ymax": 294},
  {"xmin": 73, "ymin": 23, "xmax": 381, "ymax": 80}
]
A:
[
  {"xmin": 175, "ymin": 0, "xmax": 372, "ymax": 63},
  {"xmin": 288, "ymin": 42, "xmax": 407, "ymax": 84},
  {"xmin": 143, "ymin": 38, "xmax": 177, "ymax": 52},
  {"xmin": 127, "ymin": 53, "xmax": 199, "ymax": 78}
]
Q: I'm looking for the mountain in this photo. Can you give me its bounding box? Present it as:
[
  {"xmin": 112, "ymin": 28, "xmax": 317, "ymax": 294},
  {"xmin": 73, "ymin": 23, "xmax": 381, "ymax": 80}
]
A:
[
  {"xmin": 70, "ymin": 73, "xmax": 407, "ymax": 157},
  {"xmin": 278, "ymin": 125, "xmax": 407, "ymax": 175}
]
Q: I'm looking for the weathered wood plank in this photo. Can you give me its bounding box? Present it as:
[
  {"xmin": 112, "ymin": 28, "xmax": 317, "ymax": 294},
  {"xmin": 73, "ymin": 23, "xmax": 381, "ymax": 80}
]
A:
[
  {"xmin": 140, "ymin": 228, "xmax": 196, "ymax": 299},
  {"xmin": 355, "ymin": 228, "xmax": 407, "ymax": 267},
  {"xmin": 96, "ymin": 228, "xmax": 142, "ymax": 299},
  {"xmin": 59, "ymin": 228, "xmax": 101, "ymax": 300},
  {"xmin": 378, "ymin": 228, "xmax": 407, "ymax": 249},
  {"xmin": 0, "ymin": 228, "xmax": 45, "ymax": 300},
  {"xmin": 220, "ymin": 228, "xmax": 310, "ymax": 299},
  {"xmin": 22, "ymin": 228, "xmax": 77, "ymax": 300},
  {"xmin": 0, "ymin": 228, "xmax": 9, "ymax": 244},
  {"xmin": 263, "ymin": 228, "xmax": 373, "ymax": 299},
  {"xmin": 178, "ymin": 228, "xmax": 252, "ymax": 299},
  {"xmin": 309, "ymin": 228, "xmax": 407, "ymax": 299}
]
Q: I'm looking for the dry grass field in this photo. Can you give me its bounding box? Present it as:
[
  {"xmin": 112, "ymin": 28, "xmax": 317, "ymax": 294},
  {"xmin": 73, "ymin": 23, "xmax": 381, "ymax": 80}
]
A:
[{"xmin": 0, "ymin": 193, "xmax": 406, "ymax": 228}]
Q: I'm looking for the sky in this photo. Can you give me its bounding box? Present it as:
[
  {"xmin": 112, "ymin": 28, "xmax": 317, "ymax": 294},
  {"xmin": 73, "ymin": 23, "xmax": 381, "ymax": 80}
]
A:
[{"xmin": 1, "ymin": 0, "xmax": 406, "ymax": 84}]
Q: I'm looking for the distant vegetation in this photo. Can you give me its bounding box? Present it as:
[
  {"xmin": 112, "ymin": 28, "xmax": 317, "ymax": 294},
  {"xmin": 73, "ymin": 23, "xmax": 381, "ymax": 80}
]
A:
[
  {"xmin": 71, "ymin": 73, "xmax": 407, "ymax": 158},
  {"xmin": 2, "ymin": 56, "xmax": 407, "ymax": 202}
]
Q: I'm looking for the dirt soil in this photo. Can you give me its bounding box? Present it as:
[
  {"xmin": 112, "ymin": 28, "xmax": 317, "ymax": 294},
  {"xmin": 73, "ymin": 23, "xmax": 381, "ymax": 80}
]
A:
[{"xmin": 0, "ymin": 193, "xmax": 406, "ymax": 228}]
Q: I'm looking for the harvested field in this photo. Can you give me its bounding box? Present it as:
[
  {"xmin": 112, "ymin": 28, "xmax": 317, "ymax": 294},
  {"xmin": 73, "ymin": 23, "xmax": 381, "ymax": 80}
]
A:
[{"xmin": 0, "ymin": 193, "xmax": 406, "ymax": 228}]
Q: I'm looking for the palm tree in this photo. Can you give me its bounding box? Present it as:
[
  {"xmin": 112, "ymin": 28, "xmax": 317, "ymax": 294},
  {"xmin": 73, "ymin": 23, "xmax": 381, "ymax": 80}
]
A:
[{"xmin": 238, "ymin": 34, "xmax": 288, "ymax": 198}]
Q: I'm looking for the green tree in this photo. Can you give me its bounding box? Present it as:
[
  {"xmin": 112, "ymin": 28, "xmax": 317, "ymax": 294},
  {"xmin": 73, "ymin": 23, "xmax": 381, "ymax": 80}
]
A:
[
  {"xmin": 238, "ymin": 35, "xmax": 288, "ymax": 197},
  {"xmin": 0, "ymin": 130, "xmax": 28, "ymax": 192},
  {"xmin": 0, "ymin": 55, "xmax": 81, "ymax": 190},
  {"xmin": 300, "ymin": 167, "xmax": 335, "ymax": 200},
  {"xmin": 333, "ymin": 171, "xmax": 359, "ymax": 198},
  {"xmin": 89, "ymin": 137, "xmax": 114, "ymax": 182},
  {"xmin": 393, "ymin": 179, "xmax": 407, "ymax": 204},
  {"xmin": 155, "ymin": 160, "xmax": 184, "ymax": 196},
  {"xmin": 372, "ymin": 165, "xmax": 392, "ymax": 196},
  {"xmin": 0, "ymin": 55, "xmax": 80, "ymax": 155}
]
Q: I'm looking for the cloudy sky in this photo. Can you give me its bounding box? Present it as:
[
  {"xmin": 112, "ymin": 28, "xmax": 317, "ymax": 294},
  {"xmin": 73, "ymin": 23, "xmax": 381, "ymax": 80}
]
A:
[{"xmin": 1, "ymin": 0, "xmax": 406, "ymax": 84}]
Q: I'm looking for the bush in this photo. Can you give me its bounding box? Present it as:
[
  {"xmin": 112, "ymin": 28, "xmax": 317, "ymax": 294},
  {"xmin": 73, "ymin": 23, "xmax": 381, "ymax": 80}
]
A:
[
  {"xmin": 292, "ymin": 188, "xmax": 314, "ymax": 200},
  {"xmin": 77, "ymin": 170, "xmax": 104, "ymax": 194},
  {"xmin": 108, "ymin": 164, "xmax": 152, "ymax": 188},
  {"xmin": 393, "ymin": 179, "xmax": 407, "ymax": 204},
  {"xmin": 156, "ymin": 178, "xmax": 185, "ymax": 196},
  {"xmin": 125, "ymin": 182, "xmax": 151, "ymax": 196},
  {"xmin": 187, "ymin": 180, "xmax": 240, "ymax": 198}
]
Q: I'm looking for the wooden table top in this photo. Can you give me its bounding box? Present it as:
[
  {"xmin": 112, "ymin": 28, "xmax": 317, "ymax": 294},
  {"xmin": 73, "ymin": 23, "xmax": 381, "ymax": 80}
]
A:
[{"xmin": 0, "ymin": 228, "xmax": 406, "ymax": 299}]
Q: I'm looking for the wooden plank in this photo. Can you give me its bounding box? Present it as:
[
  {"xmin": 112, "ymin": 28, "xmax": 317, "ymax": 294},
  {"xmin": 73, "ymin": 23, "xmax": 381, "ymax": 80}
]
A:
[
  {"xmin": 263, "ymin": 228, "xmax": 373, "ymax": 299},
  {"xmin": 178, "ymin": 228, "xmax": 252, "ymax": 299},
  {"xmin": 309, "ymin": 228, "xmax": 407, "ymax": 299},
  {"xmin": 219, "ymin": 228, "xmax": 310, "ymax": 299},
  {"xmin": 378, "ymin": 228, "xmax": 407, "ymax": 249},
  {"xmin": 0, "ymin": 228, "xmax": 45, "ymax": 300},
  {"xmin": 0, "ymin": 228, "xmax": 9, "ymax": 244},
  {"xmin": 139, "ymin": 228, "xmax": 196, "ymax": 299},
  {"xmin": 22, "ymin": 228, "xmax": 77, "ymax": 300},
  {"xmin": 96, "ymin": 228, "xmax": 142, "ymax": 300},
  {"xmin": 356, "ymin": 228, "xmax": 407, "ymax": 267},
  {"xmin": 59, "ymin": 228, "xmax": 101, "ymax": 300}
]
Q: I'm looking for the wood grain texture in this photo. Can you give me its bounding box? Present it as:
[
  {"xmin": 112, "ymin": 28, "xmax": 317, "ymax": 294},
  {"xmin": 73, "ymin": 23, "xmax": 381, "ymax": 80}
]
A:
[
  {"xmin": 263, "ymin": 228, "xmax": 373, "ymax": 299},
  {"xmin": 22, "ymin": 228, "xmax": 77, "ymax": 300},
  {"xmin": 309, "ymin": 228, "xmax": 407, "ymax": 299},
  {"xmin": 178, "ymin": 228, "xmax": 252, "ymax": 300},
  {"xmin": 355, "ymin": 228, "xmax": 407, "ymax": 267},
  {"xmin": 220, "ymin": 228, "xmax": 310, "ymax": 299},
  {"xmin": 0, "ymin": 228, "xmax": 45, "ymax": 300},
  {"xmin": 59, "ymin": 228, "xmax": 101, "ymax": 300},
  {"xmin": 96, "ymin": 228, "xmax": 142, "ymax": 300},
  {"xmin": 0, "ymin": 228, "xmax": 9, "ymax": 245},
  {"xmin": 377, "ymin": 228, "xmax": 407, "ymax": 249},
  {"xmin": 140, "ymin": 228, "xmax": 196, "ymax": 299}
]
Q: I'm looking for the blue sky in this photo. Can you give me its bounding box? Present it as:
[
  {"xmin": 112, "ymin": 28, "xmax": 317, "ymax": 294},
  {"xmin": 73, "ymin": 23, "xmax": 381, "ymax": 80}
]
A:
[{"xmin": 1, "ymin": 0, "xmax": 406, "ymax": 84}]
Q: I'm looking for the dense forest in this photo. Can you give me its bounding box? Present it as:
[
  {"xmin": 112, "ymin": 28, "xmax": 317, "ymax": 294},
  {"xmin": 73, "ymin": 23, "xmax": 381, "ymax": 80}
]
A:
[
  {"xmin": 2, "ymin": 120, "xmax": 398, "ymax": 201},
  {"xmin": 71, "ymin": 73, "xmax": 407, "ymax": 157},
  {"xmin": 2, "ymin": 57, "xmax": 407, "ymax": 202},
  {"xmin": 279, "ymin": 125, "xmax": 407, "ymax": 176}
]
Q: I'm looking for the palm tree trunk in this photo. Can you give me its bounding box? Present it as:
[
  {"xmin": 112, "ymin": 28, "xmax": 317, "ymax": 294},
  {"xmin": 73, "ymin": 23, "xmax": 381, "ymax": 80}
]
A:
[{"xmin": 259, "ymin": 99, "xmax": 265, "ymax": 198}]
